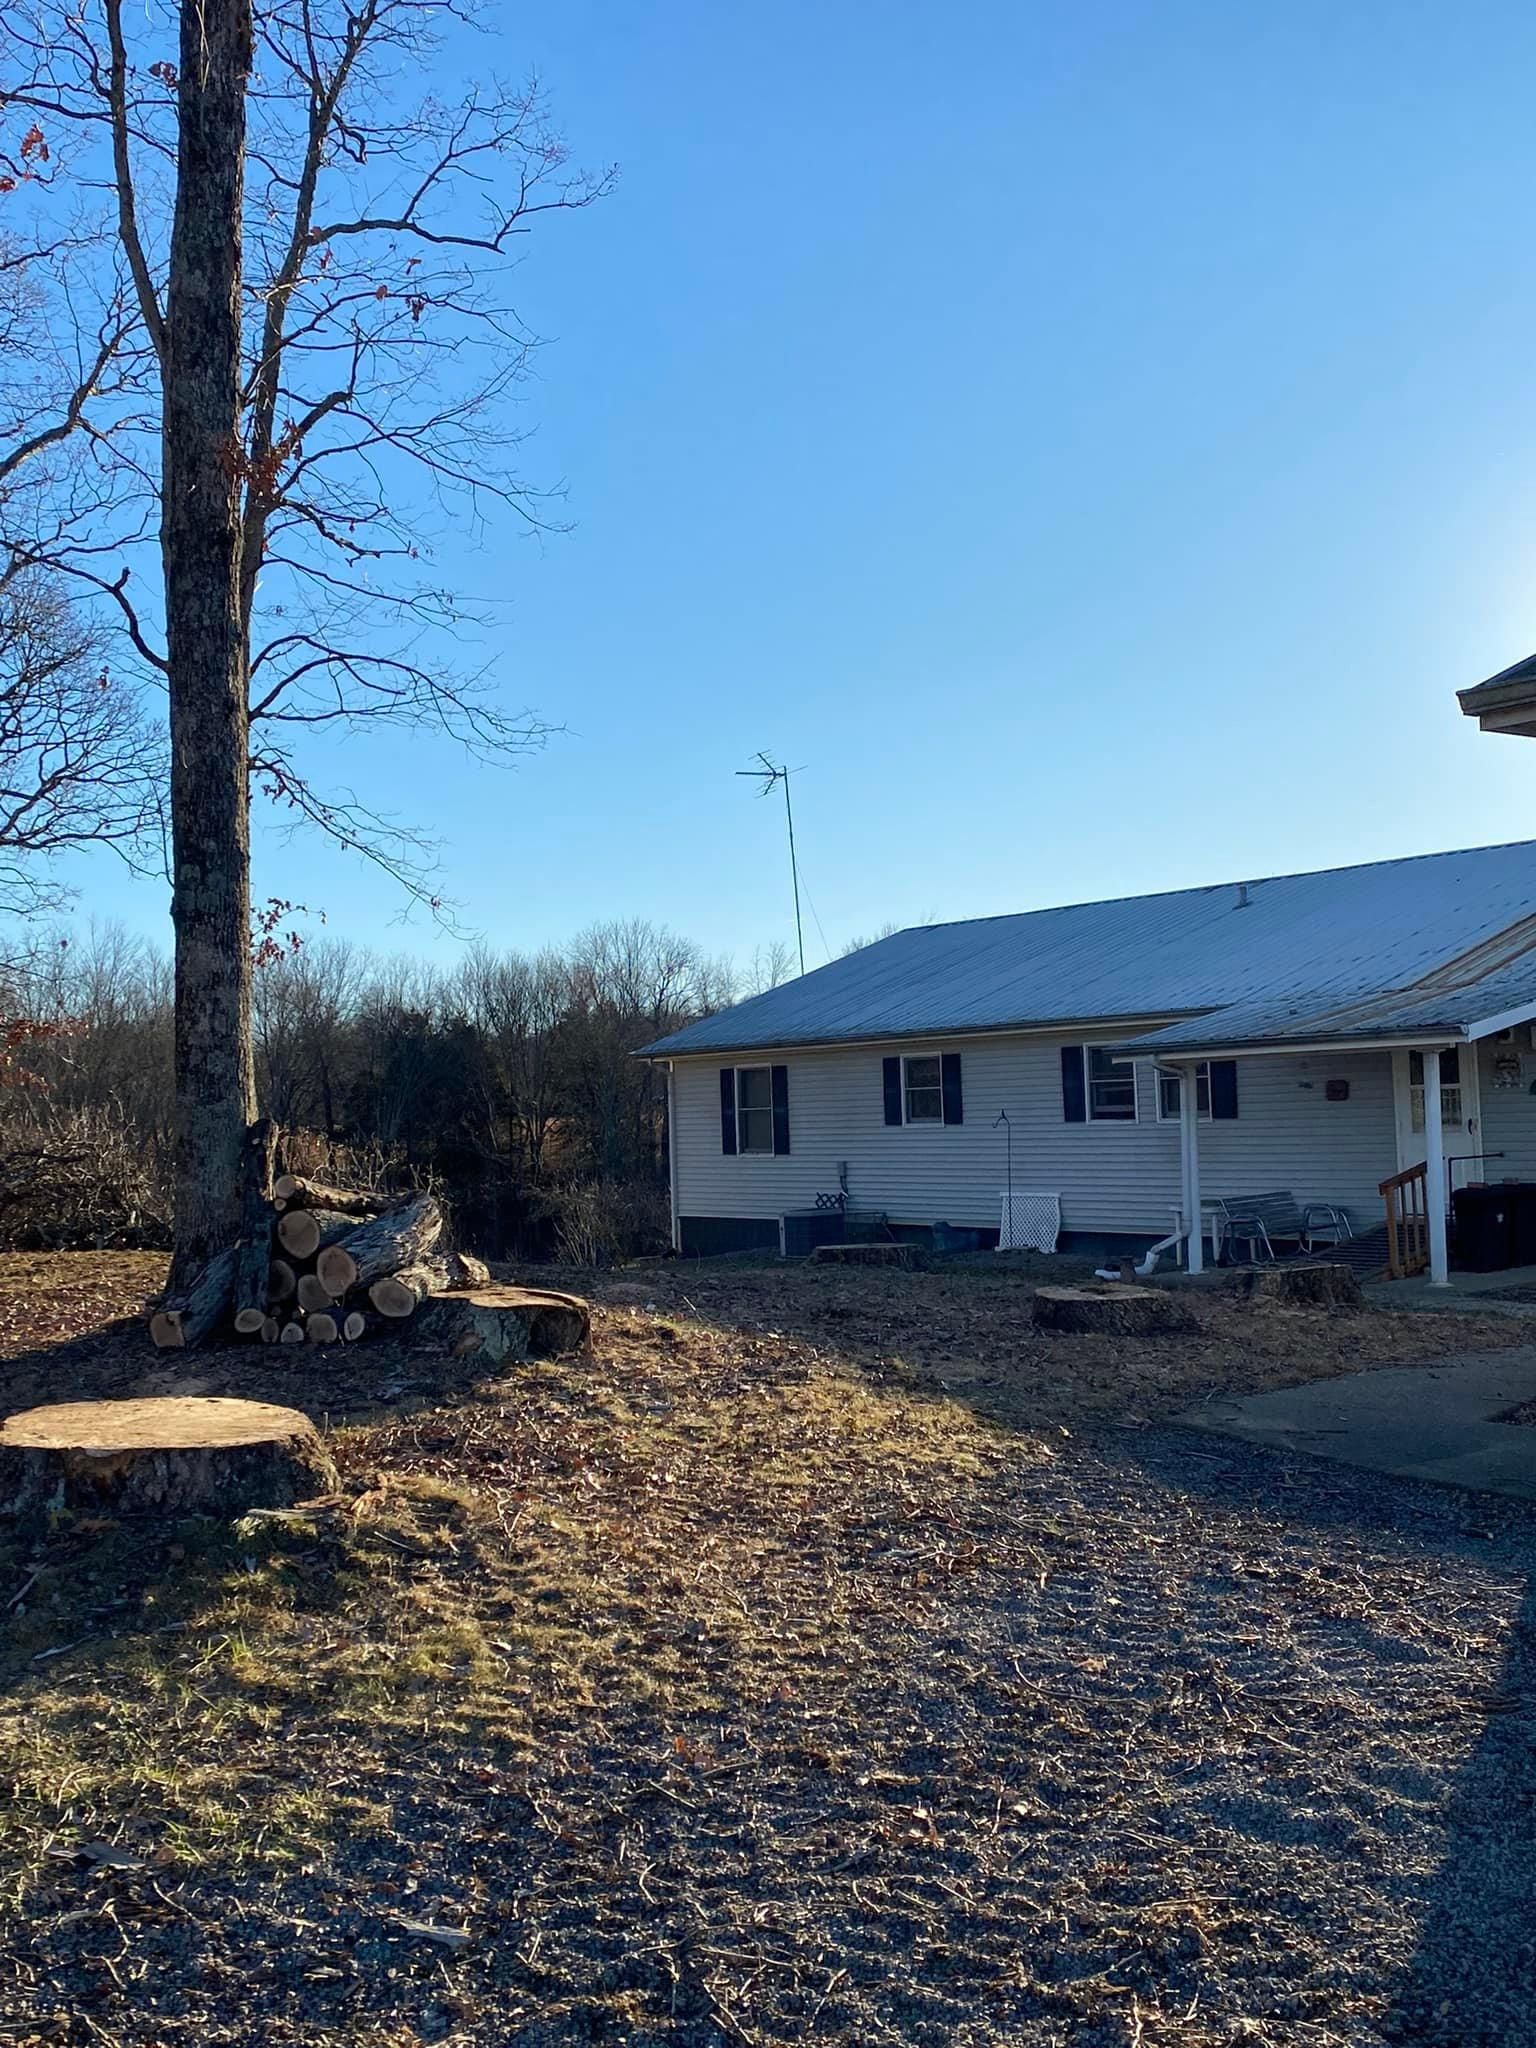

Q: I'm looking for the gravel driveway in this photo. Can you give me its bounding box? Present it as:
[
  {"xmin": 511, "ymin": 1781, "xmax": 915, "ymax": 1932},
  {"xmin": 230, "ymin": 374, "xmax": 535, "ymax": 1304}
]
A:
[{"xmin": 10, "ymin": 1414, "xmax": 1536, "ymax": 2048}]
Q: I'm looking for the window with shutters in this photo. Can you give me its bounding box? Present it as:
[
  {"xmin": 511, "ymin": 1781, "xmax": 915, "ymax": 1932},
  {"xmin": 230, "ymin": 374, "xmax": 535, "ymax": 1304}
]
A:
[
  {"xmin": 735, "ymin": 1066, "xmax": 774, "ymax": 1153},
  {"xmin": 902, "ymin": 1054, "xmax": 944, "ymax": 1124},
  {"xmin": 1086, "ymin": 1046, "xmax": 1137, "ymax": 1121},
  {"xmin": 1158, "ymin": 1063, "xmax": 1211, "ymax": 1122}
]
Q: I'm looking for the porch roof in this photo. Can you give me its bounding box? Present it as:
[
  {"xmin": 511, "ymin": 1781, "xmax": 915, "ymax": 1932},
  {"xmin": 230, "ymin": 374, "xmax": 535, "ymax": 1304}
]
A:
[
  {"xmin": 1122, "ymin": 954, "xmax": 1536, "ymax": 1059},
  {"xmin": 1459, "ymin": 654, "xmax": 1536, "ymax": 738}
]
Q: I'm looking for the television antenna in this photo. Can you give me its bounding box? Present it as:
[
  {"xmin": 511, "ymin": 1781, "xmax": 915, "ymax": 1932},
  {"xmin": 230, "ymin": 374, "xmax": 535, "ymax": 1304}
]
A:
[{"xmin": 736, "ymin": 752, "xmax": 805, "ymax": 976}]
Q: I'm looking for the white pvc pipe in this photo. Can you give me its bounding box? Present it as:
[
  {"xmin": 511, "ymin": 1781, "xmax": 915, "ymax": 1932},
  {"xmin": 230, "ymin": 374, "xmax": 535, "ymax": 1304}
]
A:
[{"xmin": 1423, "ymin": 1046, "xmax": 1449, "ymax": 1287}]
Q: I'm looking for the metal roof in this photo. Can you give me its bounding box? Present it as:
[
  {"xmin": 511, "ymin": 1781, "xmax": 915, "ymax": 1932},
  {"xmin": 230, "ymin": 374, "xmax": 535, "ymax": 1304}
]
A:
[{"xmin": 640, "ymin": 838, "xmax": 1536, "ymax": 1057}]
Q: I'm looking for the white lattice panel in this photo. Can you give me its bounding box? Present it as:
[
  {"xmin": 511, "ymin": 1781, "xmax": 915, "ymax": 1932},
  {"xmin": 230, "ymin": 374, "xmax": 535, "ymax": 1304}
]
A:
[{"xmin": 999, "ymin": 1190, "xmax": 1061, "ymax": 1253}]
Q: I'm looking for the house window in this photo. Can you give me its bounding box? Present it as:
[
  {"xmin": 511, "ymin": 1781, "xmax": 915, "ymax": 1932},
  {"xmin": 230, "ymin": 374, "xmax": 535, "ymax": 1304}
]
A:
[
  {"xmin": 1409, "ymin": 1048, "xmax": 1461, "ymax": 1132},
  {"xmin": 736, "ymin": 1065, "xmax": 774, "ymax": 1152},
  {"xmin": 1158, "ymin": 1063, "xmax": 1211, "ymax": 1122},
  {"xmin": 1087, "ymin": 1047, "xmax": 1137, "ymax": 1121},
  {"xmin": 903, "ymin": 1054, "xmax": 944, "ymax": 1124}
]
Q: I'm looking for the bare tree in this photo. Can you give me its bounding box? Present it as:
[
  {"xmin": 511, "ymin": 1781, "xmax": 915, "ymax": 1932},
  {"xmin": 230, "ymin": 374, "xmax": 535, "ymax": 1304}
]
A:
[
  {"xmin": 4, "ymin": 0, "xmax": 607, "ymax": 1276},
  {"xmin": 4, "ymin": 0, "xmax": 610, "ymax": 897},
  {"xmin": 0, "ymin": 571, "xmax": 162, "ymax": 923}
]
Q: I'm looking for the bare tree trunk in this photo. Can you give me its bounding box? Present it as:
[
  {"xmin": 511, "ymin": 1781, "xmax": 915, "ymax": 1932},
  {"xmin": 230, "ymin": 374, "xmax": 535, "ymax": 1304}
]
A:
[{"xmin": 163, "ymin": 0, "xmax": 256, "ymax": 1288}]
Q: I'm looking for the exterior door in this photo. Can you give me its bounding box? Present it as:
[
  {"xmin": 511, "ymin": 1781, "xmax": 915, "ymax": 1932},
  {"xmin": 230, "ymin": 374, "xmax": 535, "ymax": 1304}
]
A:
[{"xmin": 1392, "ymin": 1046, "xmax": 1482, "ymax": 1189}]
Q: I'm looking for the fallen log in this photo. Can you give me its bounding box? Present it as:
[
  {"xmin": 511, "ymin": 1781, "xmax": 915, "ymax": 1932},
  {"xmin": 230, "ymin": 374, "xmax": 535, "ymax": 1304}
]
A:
[
  {"xmin": 149, "ymin": 1246, "xmax": 238, "ymax": 1350},
  {"xmin": 342, "ymin": 1310, "xmax": 367, "ymax": 1342},
  {"xmin": 368, "ymin": 1250, "xmax": 493, "ymax": 1319},
  {"xmin": 278, "ymin": 1321, "xmax": 305, "ymax": 1346},
  {"xmin": 1031, "ymin": 1285, "xmax": 1198, "ymax": 1337},
  {"xmin": 259, "ymin": 1317, "xmax": 280, "ymax": 1345},
  {"xmin": 0, "ymin": 1397, "xmax": 336, "ymax": 1527},
  {"xmin": 268, "ymin": 1259, "xmax": 297, "ymax": 1305},
  {"xmin": 305, "ymin": 1312, "xmax": 339, "ymax": 1345},
  {"xmin": 1225, "ymin": 1262, "xmax": 1363, "ymax": 1310},
  {"xmin": 275, "ymin": 1207, "xmax": 358, "ymax": 1262},
  {"xmin": 272, "ymin": 1174, "xmax": 381, "ymax": 1216},
  {"xmin": 331, "ymin": 1193, "xmax": 443, "ymax": 1290},
  {"xmin": 233, "ymin": 1308, "xmax": 268, "ymax": 1336},
  {"xmin": 415, "ymin": 1285, "xmax": 590, "ymax": 1365}
]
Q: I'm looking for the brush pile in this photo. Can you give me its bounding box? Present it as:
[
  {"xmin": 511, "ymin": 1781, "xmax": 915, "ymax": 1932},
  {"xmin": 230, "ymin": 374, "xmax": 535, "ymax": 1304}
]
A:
[{"xmin": 147, "ymin": 1124, "xmax": 588, "ymax": 1359}]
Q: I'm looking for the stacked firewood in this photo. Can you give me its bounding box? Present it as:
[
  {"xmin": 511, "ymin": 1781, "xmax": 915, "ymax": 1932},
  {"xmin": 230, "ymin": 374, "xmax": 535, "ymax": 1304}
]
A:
[
  {"xmin": 147, "ymin": 1121, "xmax": 591, "ymax": 1361},
  {"xmin": 148, "ymin": 1171, "xmax": 475, "ymax": 1349}
]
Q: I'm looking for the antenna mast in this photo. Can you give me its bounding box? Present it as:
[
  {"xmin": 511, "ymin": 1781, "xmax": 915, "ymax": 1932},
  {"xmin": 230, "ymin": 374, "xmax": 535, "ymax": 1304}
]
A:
[{"xmin": 736, "ymin": 752, "xmax": 805, "ymax": 976}]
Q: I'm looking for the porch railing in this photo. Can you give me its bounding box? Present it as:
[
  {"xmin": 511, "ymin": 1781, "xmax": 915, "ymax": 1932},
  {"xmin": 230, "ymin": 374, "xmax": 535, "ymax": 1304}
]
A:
[{"xmin": 1379, "ymin": 1162, "xmax": 1429, "ymax": 1279}]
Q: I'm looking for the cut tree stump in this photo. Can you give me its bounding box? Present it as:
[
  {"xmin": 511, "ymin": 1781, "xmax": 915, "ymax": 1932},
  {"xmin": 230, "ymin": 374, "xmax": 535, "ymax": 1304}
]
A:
[
  {"xmin": 1225, "ymin": 1262, "xmax": 1364, "ymax": 1310},
  {"xmin": 415, "ymin": 1286, "xmax": 590, "ymax": 1365},
  {"xmin": 1031, "ymin": 1285, "xmax": 1198, "ymax": 1337},
  {"xmin": 810, "ymin": 1243, "xmax": 914, "ymax": 1269},
  {"xmin": 0, "ymin": 1398, "xmax": 336, "ymax": 1526}
]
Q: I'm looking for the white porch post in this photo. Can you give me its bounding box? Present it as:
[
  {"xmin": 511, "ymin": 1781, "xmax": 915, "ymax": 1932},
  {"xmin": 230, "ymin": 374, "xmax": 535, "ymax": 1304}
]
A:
[
  {"xmin": 1423, "ymin": 1046, "xmax": 1449, "ymax": 1288},
  {"xmin": 1181, "ymin": 1062, "xmax": 1203, "ymax": 1274}
]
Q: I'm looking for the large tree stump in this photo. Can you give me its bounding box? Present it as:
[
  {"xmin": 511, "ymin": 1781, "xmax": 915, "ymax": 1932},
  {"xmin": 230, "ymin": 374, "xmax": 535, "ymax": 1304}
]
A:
[
  {"xmin": 1031, "ymin": 1285, "xmax": 1198, "ymax": 1337},
  {"xmin": 1225, "ymin": 1262, "xmax": 1363, "ymax": 1310},
  {"xmin": 416, "ymin": 1286, "xmax": 590, "ymax": 1365},
  {"xmin": 0, "ymin": 1398, "xmax": 336, "ymax": 1526}
]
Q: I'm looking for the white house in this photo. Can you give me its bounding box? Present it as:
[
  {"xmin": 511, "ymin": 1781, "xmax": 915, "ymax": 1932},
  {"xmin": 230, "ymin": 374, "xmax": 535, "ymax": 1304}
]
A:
[{"xmin": 641, "ymin": 839, "xmax": 1536, "ymax": 1286}]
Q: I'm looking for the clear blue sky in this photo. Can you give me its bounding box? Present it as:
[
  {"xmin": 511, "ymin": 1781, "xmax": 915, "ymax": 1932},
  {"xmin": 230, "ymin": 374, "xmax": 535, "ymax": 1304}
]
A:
[{"xmin": 64, "ymin": 0, "xmax": 1536, "ymax": 967}]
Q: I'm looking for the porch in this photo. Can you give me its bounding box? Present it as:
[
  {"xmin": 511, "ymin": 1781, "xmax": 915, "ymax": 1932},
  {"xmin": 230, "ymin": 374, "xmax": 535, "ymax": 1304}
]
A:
[{"xmin": 1162, "ymin": 1020, "xmax": 1536, "ymax": 1290}]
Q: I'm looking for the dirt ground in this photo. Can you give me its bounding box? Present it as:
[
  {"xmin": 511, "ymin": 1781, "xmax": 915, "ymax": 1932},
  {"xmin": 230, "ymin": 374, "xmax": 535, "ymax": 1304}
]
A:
[
  {"xmin": 3, "ymin": 1252, "xmax": 1536, "ymax": 2045},
  {"xmin": 0, "ymin": 1248, "xmax": 1523, "ymax": 1431}
]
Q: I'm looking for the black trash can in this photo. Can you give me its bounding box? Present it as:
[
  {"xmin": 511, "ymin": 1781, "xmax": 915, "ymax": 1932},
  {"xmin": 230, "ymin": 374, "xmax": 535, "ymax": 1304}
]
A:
[
  {"xmin": 1452, "ymin": 1185, "xmax": 1516, "ymax": 1273},
  {"xmin": 1508, "ymin": 1183, "xmax": 1536, "ymax": 1268}
]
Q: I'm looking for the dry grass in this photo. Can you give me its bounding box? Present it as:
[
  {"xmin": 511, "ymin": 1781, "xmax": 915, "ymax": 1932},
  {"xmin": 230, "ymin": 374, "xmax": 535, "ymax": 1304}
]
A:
[{"xmin": 3, "ymin": 1256, "xmax": 1535, "ymax": 2044}]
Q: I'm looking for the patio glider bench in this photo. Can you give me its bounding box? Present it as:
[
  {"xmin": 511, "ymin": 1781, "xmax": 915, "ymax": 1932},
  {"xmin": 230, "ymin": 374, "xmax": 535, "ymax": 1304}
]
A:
[{"xmin": 1215, "ymin": 1191, "xmax": 1353, "ymax": 1264}]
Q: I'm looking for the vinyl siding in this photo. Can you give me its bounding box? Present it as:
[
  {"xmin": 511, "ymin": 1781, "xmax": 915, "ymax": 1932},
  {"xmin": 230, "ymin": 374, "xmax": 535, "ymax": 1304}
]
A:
[
  {"xmin": 672, "ymin": 1037, "xmax": 1398, "ymax": 1238},
  {"xmin": 1477, "ymin": 1035, "xmax": 1536, "ymax": 1176}
]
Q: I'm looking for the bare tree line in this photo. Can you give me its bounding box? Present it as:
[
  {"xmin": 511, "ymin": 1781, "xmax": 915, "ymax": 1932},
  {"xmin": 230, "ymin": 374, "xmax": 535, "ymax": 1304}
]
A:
[{"xmin": 0, "ymin": 918, "xmax": 763, "ymax": 1261}]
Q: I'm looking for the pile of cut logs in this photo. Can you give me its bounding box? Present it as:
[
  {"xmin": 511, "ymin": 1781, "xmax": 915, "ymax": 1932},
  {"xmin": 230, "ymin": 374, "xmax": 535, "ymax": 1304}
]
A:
[
  {"xmin": 150, "ymin": 1174, "xmax": 468, "ymax": 1349},
  {"xmin": 147, "ymin": 1123, "xmax": 589, "ymax": 1361}
]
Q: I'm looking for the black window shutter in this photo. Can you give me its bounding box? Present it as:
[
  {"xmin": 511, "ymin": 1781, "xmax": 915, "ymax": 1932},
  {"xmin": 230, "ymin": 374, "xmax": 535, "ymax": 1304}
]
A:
[
  {"xmin": 1061, "ymin": 1045, "xmax": 1086, "ymax": 1122},
  {"xmin": 771, "ymin": 1064, "xmax": 790, "ymax": 1154},
  {"xmin": 1210, "ymin": 1059, "xmax": 1239, "ymax": 1120},
  {"xmin": 941, "ymin": 1051, "xmax": 963, "ymax": 1125},
  {"xmin": 719, "ymin": 1068, "xmax": 737, "ymax": 1153},
  {"xmin": 882, "ymin": 1056, "xmax": 903, "ymax": 1125}
]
